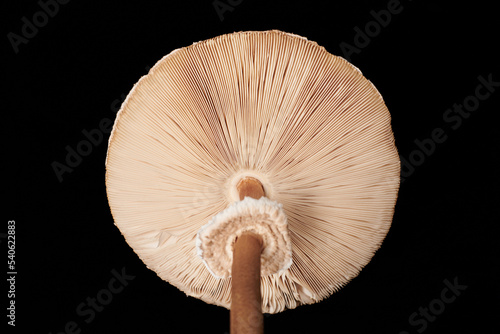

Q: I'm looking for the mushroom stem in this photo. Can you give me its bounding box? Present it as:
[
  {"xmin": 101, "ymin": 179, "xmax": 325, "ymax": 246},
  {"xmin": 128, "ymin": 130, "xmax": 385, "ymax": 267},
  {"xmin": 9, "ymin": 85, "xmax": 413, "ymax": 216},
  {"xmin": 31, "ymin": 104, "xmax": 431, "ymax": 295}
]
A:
[
  {"xmin": 231, "ymin": 232, "xmax": 264, "ymax": 334},
  {"xmin": 231, "ymin": 177, "xmax": 265, "ymax": 334},
  {"xmin": 236, "ymin": 177, "xmax": 265, "ymax": 201}
]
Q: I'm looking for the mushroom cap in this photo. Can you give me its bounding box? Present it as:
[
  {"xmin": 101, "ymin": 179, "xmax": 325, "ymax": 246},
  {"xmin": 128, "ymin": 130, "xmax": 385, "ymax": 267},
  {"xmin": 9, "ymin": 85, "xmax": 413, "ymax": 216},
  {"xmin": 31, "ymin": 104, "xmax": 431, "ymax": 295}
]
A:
[{"xmin": 105, "ymin": 30, "xmax": 400, "ymax": 313}]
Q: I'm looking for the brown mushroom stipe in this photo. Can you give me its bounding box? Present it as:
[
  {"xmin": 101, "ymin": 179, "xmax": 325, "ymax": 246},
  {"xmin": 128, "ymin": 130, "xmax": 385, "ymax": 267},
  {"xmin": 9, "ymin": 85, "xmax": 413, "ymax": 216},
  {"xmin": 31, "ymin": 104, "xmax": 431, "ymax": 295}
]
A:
[
  {"xmin": 237, "ymin": 177, "xmax": 265, "ymax": 201},
  {"xmin": 231, "ymin": 178, "xmax": 265, "ymax": 334},
  {"xmin": 105, "ymin": 29, "xmax": 400, "ymax": 319},
  {"xmin": 231, "ymin": 233, "xmax": 264, "ymax": 334}
]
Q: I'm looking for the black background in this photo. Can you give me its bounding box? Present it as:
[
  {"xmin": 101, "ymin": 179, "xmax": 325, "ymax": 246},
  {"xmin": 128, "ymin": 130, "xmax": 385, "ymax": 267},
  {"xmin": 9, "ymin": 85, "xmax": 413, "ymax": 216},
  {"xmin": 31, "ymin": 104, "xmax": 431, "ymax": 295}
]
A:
[{"xmin": 4, "ymin": 0, "xmax": 499, "ymax": 333}]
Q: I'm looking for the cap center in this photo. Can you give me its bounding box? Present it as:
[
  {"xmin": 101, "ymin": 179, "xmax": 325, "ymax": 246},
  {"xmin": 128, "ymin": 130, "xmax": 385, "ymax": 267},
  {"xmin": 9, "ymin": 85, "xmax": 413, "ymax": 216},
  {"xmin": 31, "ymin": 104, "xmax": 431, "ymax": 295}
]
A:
[
  {"xmin": 226, "ymin": 170, "xmax": 274, "ymax": 204},
  {"xmin": 236, "ymin": 177, "xmax": 265, "ymax": 200}
]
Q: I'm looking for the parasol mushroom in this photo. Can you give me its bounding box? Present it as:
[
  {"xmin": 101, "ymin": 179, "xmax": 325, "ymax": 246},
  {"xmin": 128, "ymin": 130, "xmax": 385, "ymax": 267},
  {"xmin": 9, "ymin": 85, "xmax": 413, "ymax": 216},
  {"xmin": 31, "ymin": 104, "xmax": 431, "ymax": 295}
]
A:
[{"xmin": 105, "ymin": 30, "xmax": 400, "ymax": 333}]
